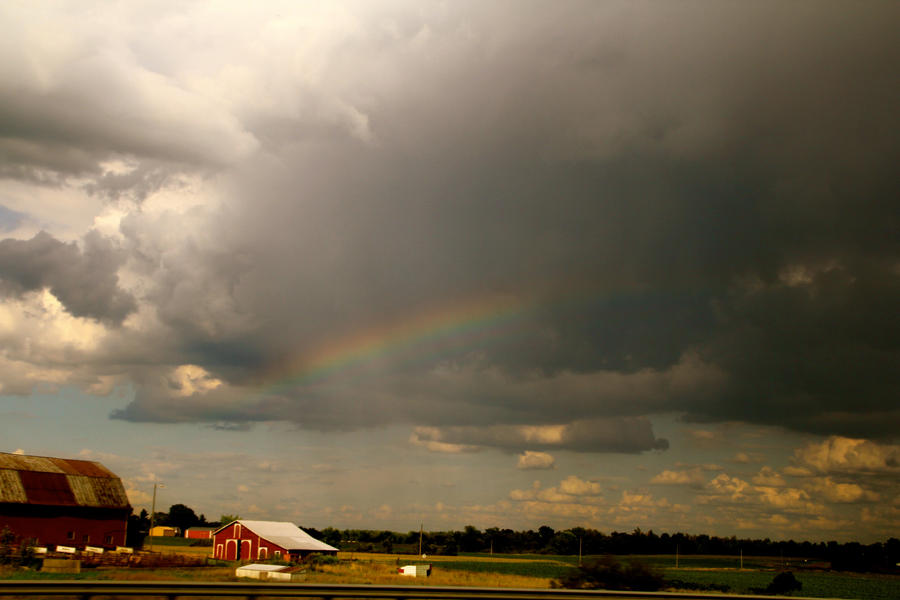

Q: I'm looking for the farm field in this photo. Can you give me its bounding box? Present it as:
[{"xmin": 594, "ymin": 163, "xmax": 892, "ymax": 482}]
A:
[
  {"xmin": 3, "ymin": 546, "xmax": 898, "ymax": 599},
  {"xmin": 343, "ymin": 552, "xmax": 900, "ymax": 599}
]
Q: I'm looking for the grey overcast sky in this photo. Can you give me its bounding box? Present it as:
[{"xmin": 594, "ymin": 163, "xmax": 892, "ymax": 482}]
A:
[{"xmin": 1, "ymin": 1, "xmax": 898, "ymax": 542}]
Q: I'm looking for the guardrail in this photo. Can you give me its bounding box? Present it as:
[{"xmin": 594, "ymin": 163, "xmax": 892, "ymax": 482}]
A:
[{"xmin": 0, "ymin": 581, "xmax": 814, "ymax": 600}]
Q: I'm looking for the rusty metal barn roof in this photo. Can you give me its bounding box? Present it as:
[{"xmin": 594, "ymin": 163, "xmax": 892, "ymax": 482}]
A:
[{"xmin": 0, "ymin": 452, "xmax": 130, "ymax": 509}]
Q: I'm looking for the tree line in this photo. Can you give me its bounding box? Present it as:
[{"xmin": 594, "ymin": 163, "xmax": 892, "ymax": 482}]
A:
[
  {"xmin": 129, "ymin": 505, "xmax": 899, "ymax": 572},
  {"xmin": 304, "ymin": 525, "xmax": 899, "ymax": 573}
]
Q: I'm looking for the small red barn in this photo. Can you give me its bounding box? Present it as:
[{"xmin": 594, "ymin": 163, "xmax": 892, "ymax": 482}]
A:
[
  {"xmin": 0, "ymin": 452, "xmax": 131, "ymax": 549},
  {"xmin": 212, "ymin": 520, "xmax": 337, "ymax": 561},
  {"xmin": 185, "ymin": 527, "xmax": 214, "ymax": 539}
]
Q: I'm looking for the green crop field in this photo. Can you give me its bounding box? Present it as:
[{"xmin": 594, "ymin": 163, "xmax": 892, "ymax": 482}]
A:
[
  {"xmin": 457, "ymin": 552, "xmax": 900, "ymax": 599},
  {"xmin": 661, "ymin": 568, "xmax": 900, "ymax": 600}
]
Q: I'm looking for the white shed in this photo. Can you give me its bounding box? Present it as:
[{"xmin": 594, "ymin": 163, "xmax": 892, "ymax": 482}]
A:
[
  {"xmin": 235, "ymin": 563, "xmax": 305, "ymax": 581},
  {"xmin": 235, "ymin": 563, "xmax": 290, "ymax": 580},
  {"xmin": 398, "ymin": 564, "xmax": 431, "ymax": 577}
]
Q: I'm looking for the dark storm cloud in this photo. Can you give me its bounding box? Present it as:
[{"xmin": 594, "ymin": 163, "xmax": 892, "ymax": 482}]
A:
[
  {"xmin": 0, "ymin": 2, "xmax": 257, "ymax": 193},
  {"xmin": 3, "ymin": 3, "xmax": 896, "ymax": 443},
  {"xmin": 690, "ymin": 263, "xmax": 900, "ymax": 437},
  {"xmin": 411, "ymin": 419, "xmax": 669, "ymax": 454},
  {"xmin": 83, "ymin": 163, "xmax": 173, "ymax": 203},
  {"xmin": 0, "ymin": 86, "xmax": 252, "ymax": 188},
  {"xmin": 0, "ymin": 231, "xmax": 136, "ymax": 324}
]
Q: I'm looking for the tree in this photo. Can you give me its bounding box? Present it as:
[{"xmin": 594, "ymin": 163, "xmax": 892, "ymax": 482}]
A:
[
  {"xmin": 127, "ymin": 509, "xmax": 150, "ymax": 547},
  {"xmin": 219, "ymin": 514, "xmax": 241, "ymax": 525},
  {"xmin": 167, "ymin": 504, "xmax": 200, "ymax": 534},
  {"xmin": 320, "ymin": 527, "xmax": 342, "ymax": 547},
  {"xmin": 537, "ymin": 525, "xmax": 555, "ymax": 551},
  {"xmin": 551, "ymin": 531, "xmax": 578, "ymax": 555},
  {"xmin": 459, "ymin": 525, "xmax": 483, "ymax": 552}
]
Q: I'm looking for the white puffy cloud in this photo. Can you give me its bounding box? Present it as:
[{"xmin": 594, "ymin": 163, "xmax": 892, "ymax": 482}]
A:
[
  {"xmin": 558, "ymin": 475, "xmax": 602, "ymax": 496},
  {"xmin": 793, "ymin": 437, "xmax": 900, "ymax": 474},
  {"xmin": 805, "ymin": 477, "xmax": 879, "ymax": 504},
  {"xmin": 410, "ymin": 427, "xmax": 480, "ymax": 454},
  {"xmin": 124, "ymin": 485, "xmax": 151, "ymax": 506},
  {"xmin": 751, "ymin": 466, "xmax": 786, "ymax": 487},
  {"xmin": 732, "ymin": 452, "xmax": 764, "ymax": 464},
  {"xmin": 651, "ymin": 468, "xmax": 706, "ymax": 488},
  {"xmin": 754, "ymin": 486, "xmax": 822, "ymax": 513},
  {"xmin": 705, "ymin": 474, "xmax": 751, "ymax": 500},
  {"xmin": 510, "ymin": 476, "xmax": 602, "ymax": 505},
  {"xmin": 0, "ymin": 3, "xmax": 258, "ymax": 181},
  {"xmin": 516, "ymin": 451, "xmax": 555, "ymax": 470},
  {"xmin": 168, "ymin": 365, "xmax": 223, "ymax": 397},
  {"xmin": 783, "ymin": 465, "xmax": 815, "ymax": 477}
]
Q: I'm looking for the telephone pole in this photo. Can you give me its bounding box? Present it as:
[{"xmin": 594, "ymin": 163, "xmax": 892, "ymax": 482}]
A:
[{"xmin": 148, "ymin": 482, "xmax": 164, "ymax": 552}]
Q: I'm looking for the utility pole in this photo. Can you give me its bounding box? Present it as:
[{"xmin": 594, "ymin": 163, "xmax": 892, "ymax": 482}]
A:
[
  {"xmin": 418, "ymin": 523, "xmax": 423, "ymax": 557},
  {"xmin": 676, "ymin": 544, "xmax": 679, "ymax": 569},
  {"xmin": 148, "ymin": 482, "xmax": 164, "ymax": 552},
  {"xmin": 578, "ymin": 536, "xmax": 583, "ymax": 567}
]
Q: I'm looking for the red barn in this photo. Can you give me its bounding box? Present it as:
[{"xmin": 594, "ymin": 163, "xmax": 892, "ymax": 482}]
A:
[
  {"xmin": 212, "ymin": 520, "xmax": 337, "ymax": 561},
  {"xmin": 185, "ymin": 526, "xmax": 215, "ymax": 539},
  {"xmin": 0, "ymin": 452, "xmax": 131, "ymax": 549}
]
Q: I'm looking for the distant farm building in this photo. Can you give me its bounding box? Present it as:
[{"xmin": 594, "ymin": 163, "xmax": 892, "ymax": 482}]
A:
[
  {"xmin": 149, "ymin": 525, "xmax": 179, "ymax": 537},
  {"xmin": 185, "ymin": 526, "xmax": 215, "ymax": 539},
  {"xmin": 0, "ymin": 452, "xmax": 131, "ymax": 548},
  {"xmin": 212, "ymin": 520, "xmax": 338, "ymax": 561}
]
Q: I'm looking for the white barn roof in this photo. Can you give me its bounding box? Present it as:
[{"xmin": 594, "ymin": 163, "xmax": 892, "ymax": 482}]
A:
[{"xmin": 217, "ymin": 520, "xmax": 337, "ymax": 552}]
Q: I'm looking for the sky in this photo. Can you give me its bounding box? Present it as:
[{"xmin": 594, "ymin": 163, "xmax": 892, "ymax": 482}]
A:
[{"xmin": 0, "ymin": 1, "xmax": 898, "ymax": 544}]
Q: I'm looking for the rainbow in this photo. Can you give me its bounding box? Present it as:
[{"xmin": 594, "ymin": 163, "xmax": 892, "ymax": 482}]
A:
[{"xmin": 261, "ymin": 293, "xmax": 537, "ymax": 391}]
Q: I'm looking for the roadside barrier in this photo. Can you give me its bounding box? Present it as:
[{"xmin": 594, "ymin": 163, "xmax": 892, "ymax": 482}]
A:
[{"xmin": 0, "ymin": 580, "xmax": 824, "ymax": 600}]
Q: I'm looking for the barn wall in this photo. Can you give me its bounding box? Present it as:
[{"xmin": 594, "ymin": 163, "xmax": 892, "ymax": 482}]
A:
[
  {"xmin": 212, "ymin": 523, "xmax": 288, "ymax": 561},
  {"xmin": 0, "ymin": 503, "xmax": 128, "ymax": 547}
]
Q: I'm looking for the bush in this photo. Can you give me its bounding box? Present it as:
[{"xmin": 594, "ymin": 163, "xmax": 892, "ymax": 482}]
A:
[
  {"xmin": 553, "ymin": 555, "xmax": 665, "ymax": 591},
  {"xmin": 666, "ymin": 579, "xmax": 731, "ymax": 593},
  {"xmin": 751, "ymin": 571, "xmax": 802, "ymax": 595},
  {"xmin": 307, "ymin": 554, "xmax": 339, "ymax": 566},
  {"xmin": 0, "ymin": 528, "xmax": 40, "ymax": 569}
]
